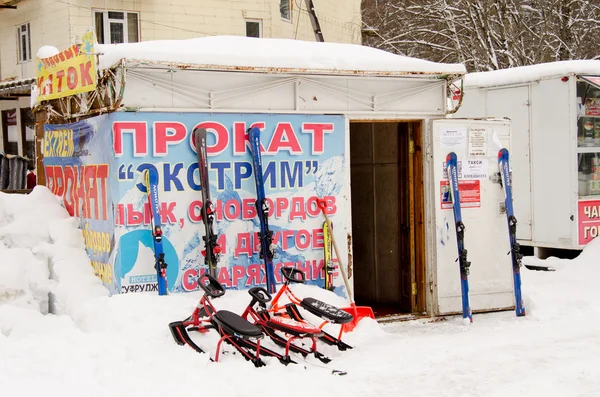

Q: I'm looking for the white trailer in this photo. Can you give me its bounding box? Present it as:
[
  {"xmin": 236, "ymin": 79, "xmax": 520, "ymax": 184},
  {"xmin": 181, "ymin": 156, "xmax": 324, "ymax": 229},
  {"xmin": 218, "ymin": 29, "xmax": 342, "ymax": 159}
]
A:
[{"xmin": 454, "ymin": 61, "xmax": 600, "ymax": 254}]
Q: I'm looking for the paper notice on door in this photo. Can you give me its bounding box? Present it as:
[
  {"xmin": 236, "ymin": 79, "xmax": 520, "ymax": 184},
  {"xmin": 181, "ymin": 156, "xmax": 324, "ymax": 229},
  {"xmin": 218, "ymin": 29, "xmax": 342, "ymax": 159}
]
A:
[
  {"xmin": 462, "ymin": 158, "xmax": 488, "ymax": 180},
  {"xmin": 488, "ymin": 129, "xmax": 504, "ymax": 155},
  {"xmin": 442, "ymin": 160, "xmax": 463, "ymax": 180},
  {"xmin": 468, "ymin": 127, "xmax": 488, "ymax": 156},
  {"xmin": 440, "ymin": 127, "xmax": 467, "ymax": 148}
]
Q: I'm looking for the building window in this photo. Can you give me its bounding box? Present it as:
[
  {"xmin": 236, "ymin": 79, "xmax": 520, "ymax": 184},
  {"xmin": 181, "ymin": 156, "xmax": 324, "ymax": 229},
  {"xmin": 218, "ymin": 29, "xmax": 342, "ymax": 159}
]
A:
[
  {"xmin": 246, "ymin": 20, "xmax": 262, "ymax": 38},
  {"xmin": 94, "ymin": 10, "xmax": 140, "ymax": 44},
  {"xmin": 16, "ymin": 23, "xmax": 31, "ymax": 63},
  {"xmin": 20, "ymin": 108, "xmax": 35, "ymax": 161},
  {"xmin": 280, "ymin": 0, "xmax": 291, "ymax": 20},
  {"xmin": 1, "ymin": 109, "xmax": 19, "ymax": 155}
]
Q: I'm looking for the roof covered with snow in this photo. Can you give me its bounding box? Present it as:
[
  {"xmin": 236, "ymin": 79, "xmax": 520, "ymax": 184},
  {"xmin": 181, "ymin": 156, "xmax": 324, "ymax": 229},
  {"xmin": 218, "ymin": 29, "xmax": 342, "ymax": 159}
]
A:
[
  {"xmin": 464, "ymin": 60, "xmax": 600, "ymax": 88},
  {"xmin": 95, "ymin": 36, "xmax": 466, "ymax": 77}
]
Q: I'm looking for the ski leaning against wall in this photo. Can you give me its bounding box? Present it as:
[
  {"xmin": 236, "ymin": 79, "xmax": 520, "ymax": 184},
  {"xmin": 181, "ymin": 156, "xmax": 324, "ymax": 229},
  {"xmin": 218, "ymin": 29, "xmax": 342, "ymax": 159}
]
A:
[{"xmin": 111, "ymin": 113, "xmax": 348, "ymax": 296}]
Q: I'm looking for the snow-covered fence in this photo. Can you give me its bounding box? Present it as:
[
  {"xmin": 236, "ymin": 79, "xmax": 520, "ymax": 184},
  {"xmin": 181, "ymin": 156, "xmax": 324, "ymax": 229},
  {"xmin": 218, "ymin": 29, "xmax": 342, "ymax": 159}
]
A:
[{"xmin": 0, "ymin": 154, "xmax": 27, "ymax": 191}]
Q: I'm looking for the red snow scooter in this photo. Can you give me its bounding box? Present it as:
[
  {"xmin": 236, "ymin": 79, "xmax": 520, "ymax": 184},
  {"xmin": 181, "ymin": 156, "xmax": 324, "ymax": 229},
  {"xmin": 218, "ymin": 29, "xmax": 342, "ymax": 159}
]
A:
[
  {"xmin": 240, "ymin": 286, "xmax": 331, "ymax": 364},
  {"xmin": 169, "ymin": 274, "xmax": 348, "ymax": 374},
  {"xmin": 168, "ymin": 273, "xmax": 267, "ymax": 367},
  {"xmin": 268, "ymin": 266, "xmax": 354, "ymax": 351}
]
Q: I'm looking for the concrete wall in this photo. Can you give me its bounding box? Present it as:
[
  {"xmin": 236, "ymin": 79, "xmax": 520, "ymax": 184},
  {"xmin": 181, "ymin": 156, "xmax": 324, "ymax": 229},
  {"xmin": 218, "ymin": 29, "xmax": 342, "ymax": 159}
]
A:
[
  {"xmin": 0, "ymin": 0, "xmax": 72, "ymax": 80},
  {"xmin": 1, "ymin": 0, "xmax": 362, "ymax": 81}
]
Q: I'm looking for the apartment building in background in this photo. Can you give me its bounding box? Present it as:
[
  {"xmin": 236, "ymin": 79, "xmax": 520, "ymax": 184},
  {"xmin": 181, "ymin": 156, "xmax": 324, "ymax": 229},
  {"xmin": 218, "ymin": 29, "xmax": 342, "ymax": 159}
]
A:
[{"xmin": 0, "ymin": 0, "xmax": 362, "ymax": 160}]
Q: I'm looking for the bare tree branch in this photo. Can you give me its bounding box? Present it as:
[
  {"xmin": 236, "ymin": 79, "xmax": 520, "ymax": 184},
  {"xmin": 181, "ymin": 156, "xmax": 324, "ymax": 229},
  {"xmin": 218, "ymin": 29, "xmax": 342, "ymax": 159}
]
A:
[{"xmin": 362, "ymin": 0, "xmax": 600, "ymax": 72}]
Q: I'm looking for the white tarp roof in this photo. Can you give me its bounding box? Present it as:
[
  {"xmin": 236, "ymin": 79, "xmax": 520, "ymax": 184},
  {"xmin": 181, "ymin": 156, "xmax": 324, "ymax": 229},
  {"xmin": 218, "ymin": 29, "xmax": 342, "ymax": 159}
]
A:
[
  {"xmin": 95, "ymin": 36, "xmax": 466, "ymax": 76},
  {"xmin": 464, "ymin": 60, "xmax": 600, "ymax": 88}
]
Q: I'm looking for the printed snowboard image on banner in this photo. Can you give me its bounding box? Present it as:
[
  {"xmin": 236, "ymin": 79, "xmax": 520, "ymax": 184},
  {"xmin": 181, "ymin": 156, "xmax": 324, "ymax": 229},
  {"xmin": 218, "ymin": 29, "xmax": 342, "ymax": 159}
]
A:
[
  {"xmin": 42, "ymin": 116, "xmax": 117, "ymax": 293},
  {"xmin": 112, "ymin": 113, "xmax": 348, "ymax": 296}
]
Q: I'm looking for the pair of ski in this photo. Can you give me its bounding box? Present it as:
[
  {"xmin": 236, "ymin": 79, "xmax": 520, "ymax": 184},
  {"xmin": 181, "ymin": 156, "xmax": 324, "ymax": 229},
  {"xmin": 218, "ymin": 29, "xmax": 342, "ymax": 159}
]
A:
[
  {"xmin": 195, "ymin": 127, "xmax": 276, "ymax": 292},
  {"xmin": 446, "ymin": 149, "xmax": 525, "ymax": 322},
  {"xmin": 144, "ymin": 127, "xmax": 276, "ymax": 296},
  {"xmin": 142, "ymin": 128, "xmax": 222, "ymax": 296}
]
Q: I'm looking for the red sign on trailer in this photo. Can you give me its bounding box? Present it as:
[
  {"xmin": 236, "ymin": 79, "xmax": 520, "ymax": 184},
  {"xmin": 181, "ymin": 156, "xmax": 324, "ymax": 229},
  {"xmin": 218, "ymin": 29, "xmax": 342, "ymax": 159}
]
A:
[{"xmin": 578, "ymin": 199, "xmax": 600, "ymax": 245}]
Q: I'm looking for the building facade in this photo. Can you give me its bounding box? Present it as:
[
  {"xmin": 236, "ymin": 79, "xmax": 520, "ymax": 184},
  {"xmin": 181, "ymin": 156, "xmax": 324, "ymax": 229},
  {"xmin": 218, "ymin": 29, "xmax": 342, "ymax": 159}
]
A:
[{"xmin": 0, "ymin": 0, "xmax": 362, "ymax": 162}]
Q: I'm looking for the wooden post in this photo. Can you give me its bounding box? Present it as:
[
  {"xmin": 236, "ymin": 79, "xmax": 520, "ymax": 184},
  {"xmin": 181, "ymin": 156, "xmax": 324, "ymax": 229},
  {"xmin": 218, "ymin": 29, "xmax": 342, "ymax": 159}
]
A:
[{"xmin": 34, "ymin": 108, "xmax": 46, "ymax": 186}]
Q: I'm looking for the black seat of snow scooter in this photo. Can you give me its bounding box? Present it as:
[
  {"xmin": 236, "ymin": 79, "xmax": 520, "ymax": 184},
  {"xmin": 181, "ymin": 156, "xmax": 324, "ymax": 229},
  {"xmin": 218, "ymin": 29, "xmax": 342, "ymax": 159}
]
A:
[
  {"xmin": 281, "ymin": 266, "xmax": 354, "ymax": 324},
  {"xmin": 300, "ymin": 298, "xmax": 354, "ymax": 324},
  {"xmin": 212, "ymin": 310, "xmax": 264, "ymax": 340},
  {"xmin": 197, "ymin": 273, "xmax": 263, "ymax": 339}
]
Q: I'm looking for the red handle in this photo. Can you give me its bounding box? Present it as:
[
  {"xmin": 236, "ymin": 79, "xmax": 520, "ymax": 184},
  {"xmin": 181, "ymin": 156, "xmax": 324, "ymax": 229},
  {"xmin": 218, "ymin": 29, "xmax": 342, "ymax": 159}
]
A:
[{"xmin": 317, "ymin": 198, "xmax": 327, "ymax": 212}]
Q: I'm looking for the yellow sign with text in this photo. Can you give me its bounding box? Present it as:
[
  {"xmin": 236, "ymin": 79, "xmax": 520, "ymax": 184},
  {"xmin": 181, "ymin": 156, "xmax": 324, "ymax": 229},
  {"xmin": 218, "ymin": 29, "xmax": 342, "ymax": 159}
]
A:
[{"xmin": 35, "ymin": 31, "xmax": 97, "ymax": 102}]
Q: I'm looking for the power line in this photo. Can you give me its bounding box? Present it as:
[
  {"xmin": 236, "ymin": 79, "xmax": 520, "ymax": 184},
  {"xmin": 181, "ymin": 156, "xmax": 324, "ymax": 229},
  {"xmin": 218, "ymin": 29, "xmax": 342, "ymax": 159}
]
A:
[
  {"xmin": 141, "ymin": 20, "xmax": 212, "ymax": 36},
  {"xmin": 50, "ymin": 0, "xmax": 213, "ymax": 36}
]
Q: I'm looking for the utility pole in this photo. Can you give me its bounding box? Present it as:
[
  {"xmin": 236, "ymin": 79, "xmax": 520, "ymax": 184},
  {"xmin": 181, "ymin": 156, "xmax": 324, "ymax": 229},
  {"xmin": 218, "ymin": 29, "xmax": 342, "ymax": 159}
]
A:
[{"xmin": 304, "ymin": 0, "xmax": 324, "ymax": 42}]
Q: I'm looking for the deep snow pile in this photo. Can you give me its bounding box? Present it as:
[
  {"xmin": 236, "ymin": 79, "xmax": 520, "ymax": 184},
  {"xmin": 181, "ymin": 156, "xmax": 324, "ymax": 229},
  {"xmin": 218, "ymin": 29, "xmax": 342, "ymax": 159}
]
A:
[
  {"xmin": 522, "ymin": 241, "xmax": 600, "ymax": 320},
  {"xmin": 1, "ymin": 188, "xmax": 600, "ymax": 397},
  {"xmin": 0, "ymin": 186, "xmax": 108, "ymax": 328}
]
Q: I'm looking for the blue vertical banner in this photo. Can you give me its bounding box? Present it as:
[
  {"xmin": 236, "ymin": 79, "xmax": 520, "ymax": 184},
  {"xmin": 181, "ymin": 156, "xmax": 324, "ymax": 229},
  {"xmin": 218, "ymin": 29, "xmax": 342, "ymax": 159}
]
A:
[
  {"xmin": 112, "ymin": 113, "xmax": 348, "ymax": 295},
  {"xmin": 43, "ymin": 115, "xmax": 117, "ymax": 293}
]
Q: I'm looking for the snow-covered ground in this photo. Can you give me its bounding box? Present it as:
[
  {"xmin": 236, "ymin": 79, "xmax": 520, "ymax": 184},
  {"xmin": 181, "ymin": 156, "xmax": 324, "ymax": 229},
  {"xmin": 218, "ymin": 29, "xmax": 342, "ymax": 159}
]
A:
[{"xmin": 1, "ymin": 187, "xmax": 599, "ymax": 397}]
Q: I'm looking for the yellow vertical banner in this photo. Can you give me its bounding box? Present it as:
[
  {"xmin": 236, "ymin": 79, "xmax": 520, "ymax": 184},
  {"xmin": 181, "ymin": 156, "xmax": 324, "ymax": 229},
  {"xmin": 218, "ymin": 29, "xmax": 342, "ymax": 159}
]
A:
[{"xmin": 35, "ymin": 31, "xmax": 97, "ymax": 103}]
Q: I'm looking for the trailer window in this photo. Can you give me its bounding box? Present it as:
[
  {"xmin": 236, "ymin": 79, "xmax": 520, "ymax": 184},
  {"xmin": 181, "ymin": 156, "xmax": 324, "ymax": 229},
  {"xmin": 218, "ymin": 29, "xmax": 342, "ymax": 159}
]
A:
[
  {"xmin": 577, "ymin": 79, "xmax": 600, "ymax": 148},
  {"xmin": 577, "ymin": 78, "xmax": 600, "ymax": 198}
]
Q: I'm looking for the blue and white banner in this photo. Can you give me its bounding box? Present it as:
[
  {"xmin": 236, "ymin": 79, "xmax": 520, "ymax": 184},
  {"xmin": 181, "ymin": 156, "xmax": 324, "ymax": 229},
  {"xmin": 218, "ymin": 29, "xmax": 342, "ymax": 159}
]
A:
[{"xmin": 47, "ymin": 112, "xmax": 349, "ymax": 296}]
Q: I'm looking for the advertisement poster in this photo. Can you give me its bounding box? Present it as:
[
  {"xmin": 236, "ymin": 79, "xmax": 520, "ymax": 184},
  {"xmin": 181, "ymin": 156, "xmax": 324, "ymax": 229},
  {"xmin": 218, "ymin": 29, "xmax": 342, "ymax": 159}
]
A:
[
  {"xmin": 43, "ymin": 116, "xmax": 117, "ymax": 293},
  {"xmin": 440, "ymin": 180, "xmax": 481, "ymax": 209},
  {"xmin": 578, "ymin": 200, "xmax": 600, "ymax": 245},
  {"xmin": 584, "ymin": 98, "xmax": 600, "ymax": 116},
  {"xmin": 111, "ymin": 112, "xmax": 348, "ymax": 296},
  {"xmin": 35, "ymin": 31, "xmax": 97, "ymax": 103}
]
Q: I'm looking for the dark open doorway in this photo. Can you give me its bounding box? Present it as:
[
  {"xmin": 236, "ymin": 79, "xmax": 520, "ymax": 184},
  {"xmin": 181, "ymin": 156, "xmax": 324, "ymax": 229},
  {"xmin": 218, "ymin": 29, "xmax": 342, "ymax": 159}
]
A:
[{"xmin": 349, "ymin": 121, "xmax": 425, "ymax": 318}]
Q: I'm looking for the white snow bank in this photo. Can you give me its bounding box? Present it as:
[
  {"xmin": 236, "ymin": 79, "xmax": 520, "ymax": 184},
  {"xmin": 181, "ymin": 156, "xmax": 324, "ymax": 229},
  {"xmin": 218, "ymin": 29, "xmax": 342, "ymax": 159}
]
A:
[
  {"xmin": 3, "ymin": 185, "xmax": 600, "ymax": 396},
  {"xmin": 464, "ymin": 59, "xmax": 600, "ymax": 88},
  {"xmin": 0, "ymin": 186, "xmax": 68, "ymax": 249},
  {"xmin": 0, "ymin": 244, "xmax": 49, "ymax": 313},
  {"xmin": 96, "ymin": 36, "xmax": 466, "ymax": 75},
  {"xmin": 522, "ymin": 237, "xmax": 600, "ymax": 320},
  {"xmin": 0, "ymin": 186, "xmax": 108, "ymax": 332}
]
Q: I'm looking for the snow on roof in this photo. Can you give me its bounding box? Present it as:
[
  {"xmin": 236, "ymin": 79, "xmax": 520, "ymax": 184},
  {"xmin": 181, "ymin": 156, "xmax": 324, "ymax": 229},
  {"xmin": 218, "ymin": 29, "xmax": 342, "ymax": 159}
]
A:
[
  {"xmin": 95, "ymin": 36, "xmax": 466, "ymax": 76},
  {"xmin": 464, "ymin": 60, "xmax": 600, "ymax": 88}
]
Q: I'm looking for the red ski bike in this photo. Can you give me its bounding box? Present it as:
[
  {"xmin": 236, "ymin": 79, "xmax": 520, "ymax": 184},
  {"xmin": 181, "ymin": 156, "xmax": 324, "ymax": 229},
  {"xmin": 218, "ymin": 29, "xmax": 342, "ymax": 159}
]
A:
[
  {"xmin": 240, "ymin": 285, "xmax": 331, "ymax": 364},
  {"xmin": 169, "ymin": 273, "xmax": 268, "ymax": 367},
  {"xmin": 169, "ymin": 273, "xmax": 330, "ymax": 367},
  {"xmin": 169, "ymin": 269, "xmax": 354, "ymax": 368},
  {"xmin": 266, "ymin": 266, "xmax": 354, "ymax": 351}
]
